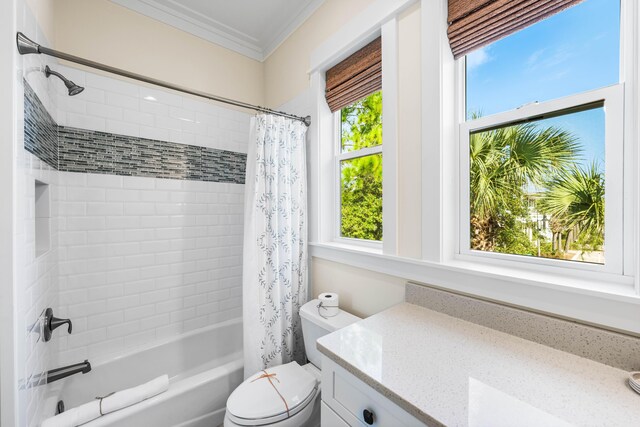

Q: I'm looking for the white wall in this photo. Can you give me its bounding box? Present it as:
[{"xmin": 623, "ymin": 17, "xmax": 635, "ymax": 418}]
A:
[
  {"xmin": 55, "ymin": 173, "xmax": 243, "ymax": 366},
  {"xmin": 0, "ymin": 0, "xmax": 17, "ymax": 424},
  {"xmin": 14, "ymin": 1, "xmax": 61, "ymax": 425}
]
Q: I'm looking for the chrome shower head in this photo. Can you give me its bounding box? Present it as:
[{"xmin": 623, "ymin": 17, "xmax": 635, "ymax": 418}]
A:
[{"xmin": 44, "ymin": 65, "xmax": 84, "ymax": 96}]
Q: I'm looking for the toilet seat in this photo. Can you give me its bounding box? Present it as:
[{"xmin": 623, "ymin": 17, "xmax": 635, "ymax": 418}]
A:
[{"xmin": 226, "ymin": 362, "xmax": 319, "ymax": 426}]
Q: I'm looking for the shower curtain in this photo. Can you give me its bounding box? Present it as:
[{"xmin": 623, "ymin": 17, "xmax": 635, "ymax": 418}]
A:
[{"xmin": 242, "ymin": 114, "xmax": 308, "ymax": 379}]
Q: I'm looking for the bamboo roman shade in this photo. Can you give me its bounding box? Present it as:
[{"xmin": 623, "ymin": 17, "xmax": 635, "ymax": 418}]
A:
[
  {"xmin": 448, "ymin": 0, "xmax": 585, "ymax": 58},
  {"xmin": 325, "ymin": 37, "xmax": 382, "ymax": 112}
]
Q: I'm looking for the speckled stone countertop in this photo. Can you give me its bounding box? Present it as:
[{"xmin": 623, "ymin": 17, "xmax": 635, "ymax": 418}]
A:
[{"xmin": 317, "ymin": 303, "xmax": 640, "ymax": 426}]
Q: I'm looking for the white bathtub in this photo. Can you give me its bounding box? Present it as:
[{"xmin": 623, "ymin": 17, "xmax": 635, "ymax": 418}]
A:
[{"xmin": 47, "ymin": 319, "xmax": 243, "ymax": 427}]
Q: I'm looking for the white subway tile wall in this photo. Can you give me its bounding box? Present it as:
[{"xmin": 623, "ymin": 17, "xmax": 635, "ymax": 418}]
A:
[
  {"xmin": 54, "ymin": 65, "xmax": 251, "ymax": 154},
  {"xmin": 15, "ymin": 155, "xmax": 60, "ymax": 427},
  {"xmin": 17, "ymin": 9, "xmax": 252, "ymax": 424},
  {"xmin": 55, "ymin": 172, "xmax": 244, "ymax": 366},
  {"xmin": 16, "ymin": 3, "xmax": 60, "ymax": 426}
]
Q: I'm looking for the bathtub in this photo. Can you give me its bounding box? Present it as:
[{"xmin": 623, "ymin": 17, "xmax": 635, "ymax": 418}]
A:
[{"xmin": 46, "ymin": 319, "xmax": 243, "ymax": 427}]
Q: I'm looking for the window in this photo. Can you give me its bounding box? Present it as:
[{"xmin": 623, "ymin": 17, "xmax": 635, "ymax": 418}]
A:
[
  {"xmin": 306, "ymin": 0, "xmax": 637, "ymax": 332},
  {"xmin": 465, "ymin": 0, "xmax": 620, "ymax": 118},
  {"xmin": 459, "ymin": 0, "xmax": 625, "ymax": 274},
  {"xmin": 338, "ymin": 91, "xmax": 383, "ymax": 241},
  {"xmin": 324, "ymin": 37, "xmax": 384, "ymax": 244}
]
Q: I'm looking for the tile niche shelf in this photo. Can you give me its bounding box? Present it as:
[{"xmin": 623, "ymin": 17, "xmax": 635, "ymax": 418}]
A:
[{"xmin": 35, "ymin": 180, "xmax": 50, "ymax": 257}]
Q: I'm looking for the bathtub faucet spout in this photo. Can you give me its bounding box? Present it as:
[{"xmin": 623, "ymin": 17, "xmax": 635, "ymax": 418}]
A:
[
  {"xmin": 19, "ymin": 360, "xmax": 92, "ymax": 389},
  {"xmin": 47, "ymin": 360, "xmax": 92, "ymax": 384}
]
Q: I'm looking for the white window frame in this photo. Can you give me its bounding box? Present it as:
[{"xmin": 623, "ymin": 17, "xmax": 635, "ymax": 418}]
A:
[
  {"xmin": 454, "ymin": 0, "xmax": 635, "ymax": 285},
  {"xmin": 307, "ymin": 0, "xmax": 640, "ymax": 334},
  {"xmin": 333, "ymin": 97, "xmax": 384, "ymax": 250},
  {"xmin": 458, "ymin": 85, "xmax": 625, "ymax": 279},
  {"xmin": 309, "ymin": 9, "xmax": 401, "ymax": 255}
]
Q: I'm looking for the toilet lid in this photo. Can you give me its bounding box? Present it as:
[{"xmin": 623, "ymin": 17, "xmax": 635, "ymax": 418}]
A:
[{"xmin": 227, "ymin": 362, "xmax": 318, "ymax": 425}]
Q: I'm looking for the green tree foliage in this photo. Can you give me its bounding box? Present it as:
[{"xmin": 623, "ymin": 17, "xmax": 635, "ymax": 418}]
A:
[
  {"xmin": 340, "ymin": 92, "xmax": 383, "ymax": 241},
  {"xmin": 469, "ymin": 118, "xmax": 607, "ymax": 259},
  {"xmin": 538, "ymin": 162, "xmax": 605, "ymax": 251},
  {"xmin": 470, "ymin": 122, "xmax": 579, "ymax": 223},
  {"xmin": 337, "ymin": 95, "xmax": 606, "ymax": 256}
]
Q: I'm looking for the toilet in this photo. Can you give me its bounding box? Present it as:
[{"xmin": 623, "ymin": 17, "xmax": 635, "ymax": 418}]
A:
[{"xmin": 223, "ymin": 299, "xmax": 360, "ymax": 427}]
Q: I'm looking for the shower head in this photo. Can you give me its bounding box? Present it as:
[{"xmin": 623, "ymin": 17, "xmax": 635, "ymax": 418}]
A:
[{"xmin": 44, "ymin": 65, "xmax": 84, "ymax": 96}]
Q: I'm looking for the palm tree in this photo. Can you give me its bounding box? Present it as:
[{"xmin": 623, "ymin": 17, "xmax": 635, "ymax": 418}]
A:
[
  {"xmin": 538, "ymin": 163, "xmax": 605, "ymax": 253},
  {"xmin": 470, "ymin": 122, "xmax": 580, "ymax": 252}
]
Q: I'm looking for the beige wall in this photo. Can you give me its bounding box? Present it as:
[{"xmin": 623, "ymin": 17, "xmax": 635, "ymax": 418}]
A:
[
  {"xmin": 311, "ymin": 258, "xmax": 405, "ymax": 318},
  {"xmin": 27, "ymin": 0, "xmax": 56, "ymax": 44},
  {"xmin": 52, "ymin": 0, "xmax": 264, "ymax": 105},
  {"xmin": 53, "ymin": 0, "xmax": 378, "ymax": 108},
  {"xmin": 264, "ymin": 0, "xmax": 375, "ymax": 108}
]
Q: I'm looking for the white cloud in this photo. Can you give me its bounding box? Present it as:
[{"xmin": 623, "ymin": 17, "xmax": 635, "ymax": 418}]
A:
[
  {"xmin": 466, "ymin": 46, "xmax": 492, "ymax": 71},
  {"xmin": 526, "ymin": 47, "xmax": 571, "ymax": 71},
  {"xmin": 526, "ymin": 49, "xmax": 545, "ymax": 67}
]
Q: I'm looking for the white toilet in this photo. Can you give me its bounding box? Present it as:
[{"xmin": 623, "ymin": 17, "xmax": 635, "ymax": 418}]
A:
[{"xmin": 223, "ymin": 299, "xmax": 360, "ymax": 427}]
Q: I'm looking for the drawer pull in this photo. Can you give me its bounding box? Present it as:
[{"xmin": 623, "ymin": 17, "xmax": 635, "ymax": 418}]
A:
[{"xmin": 363, "ymin": 409, "xmax": 375, "ymax": 425}]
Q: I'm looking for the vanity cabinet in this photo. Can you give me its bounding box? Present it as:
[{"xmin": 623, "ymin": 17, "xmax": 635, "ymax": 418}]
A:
[{"xmin": 320, "ymin": 356, "xmax": 425, "ymax": 427}]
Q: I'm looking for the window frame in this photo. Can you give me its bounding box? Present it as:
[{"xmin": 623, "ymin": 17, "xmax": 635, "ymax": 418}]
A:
[
  {"xmin": 333, "ymin": 99, "xmax": 384, "ymax": 249},
  {"xmin": 458, "ymin": 84, "xmax": 625, "ymax": 276},
  {"xmin": 455, "ymin": 1, "xmax": 633, "ymax": 282},
  {"xmin": 307, "ymin": 0, "xmax": 640, "ymax": 334},
  {"xmin": 315, "ymin": 18, "xmax": 398, "ymax": 255}
]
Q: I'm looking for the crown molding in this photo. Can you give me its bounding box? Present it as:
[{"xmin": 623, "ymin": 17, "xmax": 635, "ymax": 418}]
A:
[
  {"xmin": 110, "ymin": 0, "xmax": 263, "ymax": 60},
  {"xmin": 110, "ymin": 0, "xmax": 325, "ymax": 62}
]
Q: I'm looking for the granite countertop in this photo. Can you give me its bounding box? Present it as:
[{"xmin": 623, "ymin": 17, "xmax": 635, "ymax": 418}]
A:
[{"xmin": 317, "ymin": 303, "xmax": 640, "ymax": 426}]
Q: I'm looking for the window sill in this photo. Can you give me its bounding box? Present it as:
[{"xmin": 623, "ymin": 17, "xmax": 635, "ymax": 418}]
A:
[
  {"xmin": 308, "ymin": 242, "xmax": 640, "ymax": 333},
  {"xmin": 322, "ymin": 239, "xmax": 383, "ymax": 255},
  {"xmin": 446, "ymin": 256, "xmax": 635, "ymax": 299}
]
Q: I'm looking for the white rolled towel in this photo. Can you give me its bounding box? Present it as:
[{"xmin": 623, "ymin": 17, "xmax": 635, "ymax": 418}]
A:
[
  {"xmin": 99, "ymin": 374, "xmax": 168, "ymax": 414},
  {"xmin": 41, "ymin": 400, "xmax": 100, "ymax": 427},
  {"xmin": 41, "ymin": 375, "xmax": 169, "ymax": 427}
]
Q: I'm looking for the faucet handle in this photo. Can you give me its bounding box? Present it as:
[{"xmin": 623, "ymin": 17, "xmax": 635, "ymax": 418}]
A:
[
  {"xmin": 43, "ymin": 308, "xmax": 72, "ymax": 342},
  {"xmin": 51, "ymin": 316, "xmax": 72, "ymax": 334}
]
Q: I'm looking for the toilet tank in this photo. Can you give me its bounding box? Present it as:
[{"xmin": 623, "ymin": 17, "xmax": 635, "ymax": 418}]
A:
[{"xmin": 299, "ymin": 299, "xmax": 361, "ymax": 368}]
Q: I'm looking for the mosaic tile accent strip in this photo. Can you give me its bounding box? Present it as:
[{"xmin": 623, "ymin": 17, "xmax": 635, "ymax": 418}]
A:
[
  {"xmin": 24, "ymin": 80, "xmax": 58, "ymax": 169},
  {"xmin": 406, "ymin": 282, "xmax": 640, "ymax": 371},
  {"xmin": 57, "ymin": 127, "xmax": 246, "ymax": 183},
  {"xmin": 24, "ymin": 79, "xmax": 247, "ymax": 184}
]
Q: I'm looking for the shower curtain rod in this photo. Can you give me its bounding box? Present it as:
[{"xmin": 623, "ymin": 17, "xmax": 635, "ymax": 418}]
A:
[{"xmin": 16, "ymin": 32, "xmax": 311, "ymax": 127}]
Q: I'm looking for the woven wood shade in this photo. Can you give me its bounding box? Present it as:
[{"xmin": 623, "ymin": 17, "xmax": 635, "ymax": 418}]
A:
[
  {"xmin": 325, "ymin": 37, "xmax": 382, "ymax": 112},
  {"xmin": 448, "ymin": 0, "xmax": 585, "ymax": 59}
]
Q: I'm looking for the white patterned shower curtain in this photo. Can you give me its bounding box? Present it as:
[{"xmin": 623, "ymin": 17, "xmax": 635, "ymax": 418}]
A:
[{"xmin": 242, "ymin": 114, "xmax": 308, "ymax": 379}]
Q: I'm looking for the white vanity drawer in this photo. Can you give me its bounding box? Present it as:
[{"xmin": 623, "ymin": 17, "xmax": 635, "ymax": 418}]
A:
[
  {"xmin": 333, "ymin": 371, "xmax": 402, "ymax": 426},
  {"xmin": 321, "ymin": 356, "xmax": 425, "ymax": 427},
  {"xmin": 322, "ymin": 401, "xmax": 351, "ymax": 427}
]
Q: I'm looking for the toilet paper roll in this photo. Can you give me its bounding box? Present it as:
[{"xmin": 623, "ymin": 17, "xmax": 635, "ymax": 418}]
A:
[
  {"xmin": 318, "ymin": 292, "xmax": 339, "ymax": 307},
  {"xmin": 318, "ymin": 293, "xmax": 340, "ymax": 317}
]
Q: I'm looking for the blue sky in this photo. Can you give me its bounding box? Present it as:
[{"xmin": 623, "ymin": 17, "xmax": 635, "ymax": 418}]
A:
[{"xmin": 466, "ymin": 0, "xmax": 620, "ymax": 165}]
